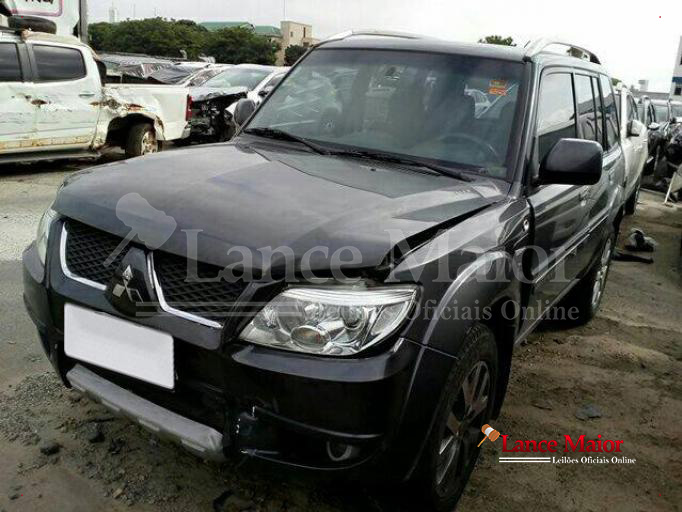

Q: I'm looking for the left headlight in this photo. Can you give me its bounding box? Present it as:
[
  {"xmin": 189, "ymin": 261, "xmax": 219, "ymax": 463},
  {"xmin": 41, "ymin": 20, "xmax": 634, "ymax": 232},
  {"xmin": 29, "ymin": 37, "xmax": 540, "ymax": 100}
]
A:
[
  {"xmin": 239, "ymin": 285, "xmax": 418, "ymax": 356},
  {"xmin": 36, "ymin": 207, "xmax": 58, "ymax": 265}
]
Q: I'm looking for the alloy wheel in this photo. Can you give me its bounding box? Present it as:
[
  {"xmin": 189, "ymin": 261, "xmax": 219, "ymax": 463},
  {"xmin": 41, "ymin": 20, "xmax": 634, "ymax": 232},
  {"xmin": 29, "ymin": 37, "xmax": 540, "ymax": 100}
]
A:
[
  {"xmin": 591, "ymin": 238, "xmax": 613, "ymax": 309},
  {"xmin": 436, "ymin": 360, "xmax": 490, "ymax": 491}
]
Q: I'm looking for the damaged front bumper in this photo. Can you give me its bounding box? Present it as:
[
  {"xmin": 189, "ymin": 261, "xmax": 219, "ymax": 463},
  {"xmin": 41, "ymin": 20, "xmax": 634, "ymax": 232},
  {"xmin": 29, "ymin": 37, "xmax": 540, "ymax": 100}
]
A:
[{"xmin": 22, "ymin": 238, "xmax": 451, "ymax": 480}]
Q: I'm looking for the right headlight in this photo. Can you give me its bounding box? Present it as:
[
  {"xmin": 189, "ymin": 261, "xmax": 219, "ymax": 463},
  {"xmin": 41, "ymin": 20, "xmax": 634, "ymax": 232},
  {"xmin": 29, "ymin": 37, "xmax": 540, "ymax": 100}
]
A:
[
  {"xmin": 36, "ymin": 207, "xmax": 57, "ymax": 265},
  {"xmin": 239, "ymin": 285, "xmax": 417, "ymax": 356}
]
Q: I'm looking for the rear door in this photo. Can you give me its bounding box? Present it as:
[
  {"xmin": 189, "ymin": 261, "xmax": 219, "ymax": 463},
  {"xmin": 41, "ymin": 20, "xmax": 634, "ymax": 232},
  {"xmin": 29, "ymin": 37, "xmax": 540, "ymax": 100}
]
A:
[
  {"xmin": 26, "ymin": 42, "xmax": 101, "ymax": 150},
  {"xmin": 0, "ymin": 40, "xmax": 37, "ymax": 154},
  {"xmin": 581, "ymin": 75, "xmax": 623, "ymax": 265}
]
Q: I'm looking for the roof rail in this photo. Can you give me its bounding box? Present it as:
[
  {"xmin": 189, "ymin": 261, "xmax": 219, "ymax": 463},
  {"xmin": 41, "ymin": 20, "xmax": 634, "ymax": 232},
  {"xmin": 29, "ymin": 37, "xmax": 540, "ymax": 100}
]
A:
[
  {"xmin": 524, "ymin": 38, "xmax": 601, "ymax": 64},
  {"xmin": 320, "ymin": 29, "xmax": 428, "ymax": 45}
]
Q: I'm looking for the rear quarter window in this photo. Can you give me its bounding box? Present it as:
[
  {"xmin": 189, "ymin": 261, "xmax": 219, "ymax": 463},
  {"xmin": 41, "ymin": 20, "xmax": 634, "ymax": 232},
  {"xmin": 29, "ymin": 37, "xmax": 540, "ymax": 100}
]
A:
[
  {"xmin": 0, "ymin": 43, "xmax": 22, "ymax": 82},
  {"xmin": 33, "ymin": 45, "xmax": 86, "ymax": 81}
]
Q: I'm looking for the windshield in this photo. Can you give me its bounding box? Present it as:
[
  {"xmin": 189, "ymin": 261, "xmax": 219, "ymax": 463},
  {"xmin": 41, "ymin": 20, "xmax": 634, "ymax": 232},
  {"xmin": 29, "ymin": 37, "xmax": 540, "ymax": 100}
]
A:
[
  {"xmin": 203, "ymin": 67, "xmax": 271, "ymax": 89},
  {"xmin": 246, "ymin": 49, "xmax": 524, "ymax": 179}
]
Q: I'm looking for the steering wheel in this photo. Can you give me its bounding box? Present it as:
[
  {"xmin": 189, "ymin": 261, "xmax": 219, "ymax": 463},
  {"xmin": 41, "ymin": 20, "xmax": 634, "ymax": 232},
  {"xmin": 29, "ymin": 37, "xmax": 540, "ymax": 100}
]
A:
[{"xmin": 436, "ymin": 133, "xmax": 501, "ymax": 163}]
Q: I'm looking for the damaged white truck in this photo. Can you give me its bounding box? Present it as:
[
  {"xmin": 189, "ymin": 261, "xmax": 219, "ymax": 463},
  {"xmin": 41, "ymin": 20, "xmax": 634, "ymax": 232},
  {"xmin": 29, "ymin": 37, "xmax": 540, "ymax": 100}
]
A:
[{"xmin": 0, "ymin": 29, "xmax": 191, "ymax": 164}]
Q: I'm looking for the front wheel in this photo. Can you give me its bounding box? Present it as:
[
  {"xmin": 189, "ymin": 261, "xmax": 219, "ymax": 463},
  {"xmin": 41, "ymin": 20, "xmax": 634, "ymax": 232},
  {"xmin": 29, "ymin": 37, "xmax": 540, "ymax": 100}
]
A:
[
  {"xmin": 413, "ymin": 323, "xmax": 498, "ymax": 511},
  {"xmin": 125, "ymin": 123, "xmax": 158, "ymax": 158}
]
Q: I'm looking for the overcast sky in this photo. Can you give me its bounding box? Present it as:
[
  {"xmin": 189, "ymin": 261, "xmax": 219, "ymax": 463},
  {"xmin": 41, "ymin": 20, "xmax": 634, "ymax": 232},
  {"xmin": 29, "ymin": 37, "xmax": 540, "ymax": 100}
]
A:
[{"xmin": 92, "ymin": 0, "xmax": 681, "ymax": 91}]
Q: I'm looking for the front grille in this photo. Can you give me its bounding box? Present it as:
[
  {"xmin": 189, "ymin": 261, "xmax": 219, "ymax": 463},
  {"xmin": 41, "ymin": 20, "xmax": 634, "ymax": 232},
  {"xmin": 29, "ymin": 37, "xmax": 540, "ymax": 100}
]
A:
[
  {"xmin": 154, "ymin": 252, "xmax": 245, "ymax": 321},
  {"xmin": 64, "ymin": 220, "xmax": 128, "ymax": 286},
  {"xmin": 63, "ymin": 219, "xmax": 247, "ymax": 324}
]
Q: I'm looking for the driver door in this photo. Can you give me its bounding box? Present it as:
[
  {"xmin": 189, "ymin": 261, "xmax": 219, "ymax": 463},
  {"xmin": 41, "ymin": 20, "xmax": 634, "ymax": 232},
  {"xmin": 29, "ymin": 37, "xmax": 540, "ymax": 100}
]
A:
[{"xmin": 525, "ymin": 71, "xmax": 589, "ymax": 326}]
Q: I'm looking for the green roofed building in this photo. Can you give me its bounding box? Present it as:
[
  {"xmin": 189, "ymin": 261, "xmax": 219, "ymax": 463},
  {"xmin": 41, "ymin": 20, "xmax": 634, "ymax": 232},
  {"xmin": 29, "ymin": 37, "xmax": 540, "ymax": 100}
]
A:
[
  {"xmin": 200, "ymin": 20, "xmax": 316, "ymax": 65},
  {"xmin": 199, "ymin": 22, "xmax": 282, "ymax": 38},
  {"xmin": 200, "ymin": 21, "xmax": 255, "ymax": 31}
]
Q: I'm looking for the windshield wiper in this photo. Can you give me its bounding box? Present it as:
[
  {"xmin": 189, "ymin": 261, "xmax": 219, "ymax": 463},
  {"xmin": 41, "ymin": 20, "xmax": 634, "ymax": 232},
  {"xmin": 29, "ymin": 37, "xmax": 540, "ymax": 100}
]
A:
[
  {"xmin": 244, "ymin": 128, "xmax": 474, "ymax": 182},
  {"xmin": 327, "ymin": 148, "xmax": 474, "ymax": 182},
  {"xmin": 243, "ymin": 127, "xmax": 331, "ymax": 155}
]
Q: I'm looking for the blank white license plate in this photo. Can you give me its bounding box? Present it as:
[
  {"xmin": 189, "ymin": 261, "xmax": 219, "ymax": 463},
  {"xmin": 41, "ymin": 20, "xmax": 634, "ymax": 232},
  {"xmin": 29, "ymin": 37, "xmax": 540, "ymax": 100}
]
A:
[{"xmin": 64, "ymin": 304, "xmax": 174, "ymax": 389}]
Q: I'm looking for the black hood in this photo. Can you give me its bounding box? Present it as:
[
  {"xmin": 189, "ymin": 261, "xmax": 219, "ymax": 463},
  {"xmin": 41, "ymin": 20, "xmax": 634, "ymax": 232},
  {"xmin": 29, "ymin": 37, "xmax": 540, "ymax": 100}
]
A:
[{"xmin": 54, "ymin": 141, "xmax": 507, "ymax": 274}]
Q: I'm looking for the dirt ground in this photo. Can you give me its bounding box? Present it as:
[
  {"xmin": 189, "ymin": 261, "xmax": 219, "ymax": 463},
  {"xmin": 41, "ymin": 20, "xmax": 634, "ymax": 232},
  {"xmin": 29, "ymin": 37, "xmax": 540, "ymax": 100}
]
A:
[{"xmin": 0, "ymin": 160, "xmax": 680, "ymax": 512}]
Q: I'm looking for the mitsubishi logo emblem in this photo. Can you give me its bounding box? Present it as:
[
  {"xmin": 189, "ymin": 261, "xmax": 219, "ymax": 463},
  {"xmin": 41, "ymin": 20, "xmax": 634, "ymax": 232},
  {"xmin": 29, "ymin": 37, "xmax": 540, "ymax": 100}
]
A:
[
  {"xmin": 121, "ymin": 265, "xmax": 133, "ymax": 286},
  {"xmin": 105, "ymin": 248, "xmax": 157, "ymax": 317},
  {"xmin": 111, "ymin": 264, "xmax": 143, "ymax": 304}
]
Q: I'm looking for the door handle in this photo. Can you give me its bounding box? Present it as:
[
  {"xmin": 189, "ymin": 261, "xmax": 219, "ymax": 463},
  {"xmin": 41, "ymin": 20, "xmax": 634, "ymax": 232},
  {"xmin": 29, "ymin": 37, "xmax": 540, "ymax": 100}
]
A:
[{"xmin": 79, "ymin": 92, "xmax": 96, "ymax": 98}]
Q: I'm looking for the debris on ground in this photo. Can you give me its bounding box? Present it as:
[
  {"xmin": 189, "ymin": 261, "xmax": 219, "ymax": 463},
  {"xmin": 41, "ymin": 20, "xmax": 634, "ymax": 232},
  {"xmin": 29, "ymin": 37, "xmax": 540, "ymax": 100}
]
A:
[
  {"xmin": 39, "ymin": 440, "xmax": 61, "ymax": 456},
  {"xmin": 85, "ymin": 423, "xmax": 105, "ymax": 443},
  {"xmin": 626, "ymin": 228, "xmax": 657, "ymax": 252},
  {"xmin": 531, "ymin": 399, "xmax": 554, "ymax": 411},
  {"xmin": 612, "ymin": 249, "xmax": 654, "ymax": 264},
  {"xmin": 574, "ymin": 404, "xmax": 603, "ymax": 421}
]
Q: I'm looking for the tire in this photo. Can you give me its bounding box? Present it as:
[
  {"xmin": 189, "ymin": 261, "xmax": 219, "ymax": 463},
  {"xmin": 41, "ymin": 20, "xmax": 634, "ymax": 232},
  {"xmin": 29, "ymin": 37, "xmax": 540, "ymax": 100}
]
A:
[
  {"xmin": 559, "ymin": 233, "xmax": 615, "ymax": 326},
  {"xmin": 624, "ymin": 179, "xmax": 641, "ymax": 215},
  {"xmin": 412, "ymin": 323, "xmax": 498, "ymax": 512},
  {"xmin": 125, "ymin": 123, "xmax": 158, "ymax": 158}
]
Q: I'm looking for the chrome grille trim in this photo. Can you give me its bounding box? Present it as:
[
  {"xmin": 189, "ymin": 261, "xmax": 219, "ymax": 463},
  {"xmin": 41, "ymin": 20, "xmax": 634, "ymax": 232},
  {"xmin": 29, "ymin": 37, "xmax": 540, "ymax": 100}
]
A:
[
  {"xmin": 60, "ymin": 224, "xmax": 107, "ymax": 291},
  {"xmin": 60, "ymin": 224, "xmax": 223, "ymax": 329}
]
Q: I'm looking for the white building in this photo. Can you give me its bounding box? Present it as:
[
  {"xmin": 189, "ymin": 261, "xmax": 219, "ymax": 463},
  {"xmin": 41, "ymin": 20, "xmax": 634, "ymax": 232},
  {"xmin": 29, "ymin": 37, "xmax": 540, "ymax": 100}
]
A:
[
  {"xmin": 672, "ymin": 36, "xmax": 682, "ymax": 99},
  {"xmin": 109, "ymin": 3, "xmax": 119, "ymax": 24}
]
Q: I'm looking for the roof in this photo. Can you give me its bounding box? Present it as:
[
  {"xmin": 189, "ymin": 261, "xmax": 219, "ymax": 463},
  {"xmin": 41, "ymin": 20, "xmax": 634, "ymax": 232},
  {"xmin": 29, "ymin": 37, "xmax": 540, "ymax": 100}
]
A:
[
  {"xmin": 317, "ymin": 33, "xmax": 607, "ymax": 73},
  {"xmin": 319, "ymin": 35, "xmax": 527, "ymax": 62},
  {"xmin": 254, "ymin": 25, "xmax": 282, "ymax": 37},
  {"xmin": 200, "ymin": 21, "xmax": 254, "ymax": 31},
  {"xmin": 200, "ymin": 22, "xmax": 282, "ymax": 37}
]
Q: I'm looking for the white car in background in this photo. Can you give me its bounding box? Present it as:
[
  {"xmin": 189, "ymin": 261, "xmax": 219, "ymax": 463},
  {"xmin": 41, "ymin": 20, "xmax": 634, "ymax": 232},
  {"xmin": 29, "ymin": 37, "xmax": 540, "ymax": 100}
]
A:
[
  {"xmin": 187, "ymin": 64, "xmax": 289, "ymax": 142},
  {"xmin": 226, "ymin": 66, "xmax": 289, "ymax": 116},
  {"xmin": 615, "ymin": 85, "xmax": 648, "ymax": 214},
  {"xmin": 0, "ymin": 29, "xmax": 191, "ymax": 164}
]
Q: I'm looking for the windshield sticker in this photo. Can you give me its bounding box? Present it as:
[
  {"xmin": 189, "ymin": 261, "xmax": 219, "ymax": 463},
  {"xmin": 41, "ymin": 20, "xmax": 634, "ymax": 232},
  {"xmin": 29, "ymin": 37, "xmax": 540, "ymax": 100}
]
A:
[{"xmin": 489, "ymin": 80, "xmax": 508, "ymax": 96}]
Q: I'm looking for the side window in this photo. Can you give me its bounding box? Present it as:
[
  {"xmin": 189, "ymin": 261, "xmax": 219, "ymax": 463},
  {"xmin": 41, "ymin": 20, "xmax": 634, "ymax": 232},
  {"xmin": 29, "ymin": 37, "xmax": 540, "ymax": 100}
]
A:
[
  {"xmin": 0, "ymin": 43, "xmax": 23, "ymax": 82},
  {"xmin": 536, "ymin": 72, "xmax": 576, "ymax": 162},
  {"xmin": 33, "ymin": 45, "xmax": 86, "ymax": 81},
  {"xmin": 575, "ymin": 74, "xmax": 598, "ymax": 142},
  {"xmin": 591, "ymin": 77, "xmax": 603, "ymax": 144},
  {"xmin": 600, "ymin": 75, "xmax": 619, "ymax": 150}
]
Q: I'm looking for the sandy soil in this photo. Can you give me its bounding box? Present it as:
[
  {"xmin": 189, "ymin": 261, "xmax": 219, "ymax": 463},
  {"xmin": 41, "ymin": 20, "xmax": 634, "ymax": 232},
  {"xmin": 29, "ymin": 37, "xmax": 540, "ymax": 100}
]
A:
[{"xmin": 0, "ymin": 161, "xmax": 680, "ymax": 512}]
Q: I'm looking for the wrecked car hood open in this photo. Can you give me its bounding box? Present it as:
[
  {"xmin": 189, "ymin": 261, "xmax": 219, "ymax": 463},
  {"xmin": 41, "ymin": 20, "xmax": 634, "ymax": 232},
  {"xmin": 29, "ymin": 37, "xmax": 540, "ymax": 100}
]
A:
[
  {"xmin": 189, "ymin": 86, "xmax": 249, "ymax": 103},
  {"xmin": 54, "ymin": 141, "xmax": 507, "ymax": 274}
]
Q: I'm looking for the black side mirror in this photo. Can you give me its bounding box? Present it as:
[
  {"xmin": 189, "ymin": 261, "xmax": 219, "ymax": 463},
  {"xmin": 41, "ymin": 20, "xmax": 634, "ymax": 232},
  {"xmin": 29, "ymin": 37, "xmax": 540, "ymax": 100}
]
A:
[
  {"xmin": 233, "ymin": 98, "xmax": 257, "ymax": 127},
  {"xmin": 539, "ymin": 138, "xmax": 603, "ymax": 186}
]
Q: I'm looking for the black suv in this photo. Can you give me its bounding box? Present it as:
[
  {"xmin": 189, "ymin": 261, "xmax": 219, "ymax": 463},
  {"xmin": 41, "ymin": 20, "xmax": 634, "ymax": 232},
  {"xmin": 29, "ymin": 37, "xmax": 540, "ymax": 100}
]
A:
[{"xmin": 23, "ymin": 33, "xmax": 625, "ymax": 510}]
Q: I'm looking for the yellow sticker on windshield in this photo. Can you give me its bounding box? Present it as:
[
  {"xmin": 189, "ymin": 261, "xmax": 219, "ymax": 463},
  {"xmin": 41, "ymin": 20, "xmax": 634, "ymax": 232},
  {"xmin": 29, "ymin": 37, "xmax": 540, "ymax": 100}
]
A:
[{"xmin": 489, "ymin": 79, "xmax": 508, "ymax": 96}]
